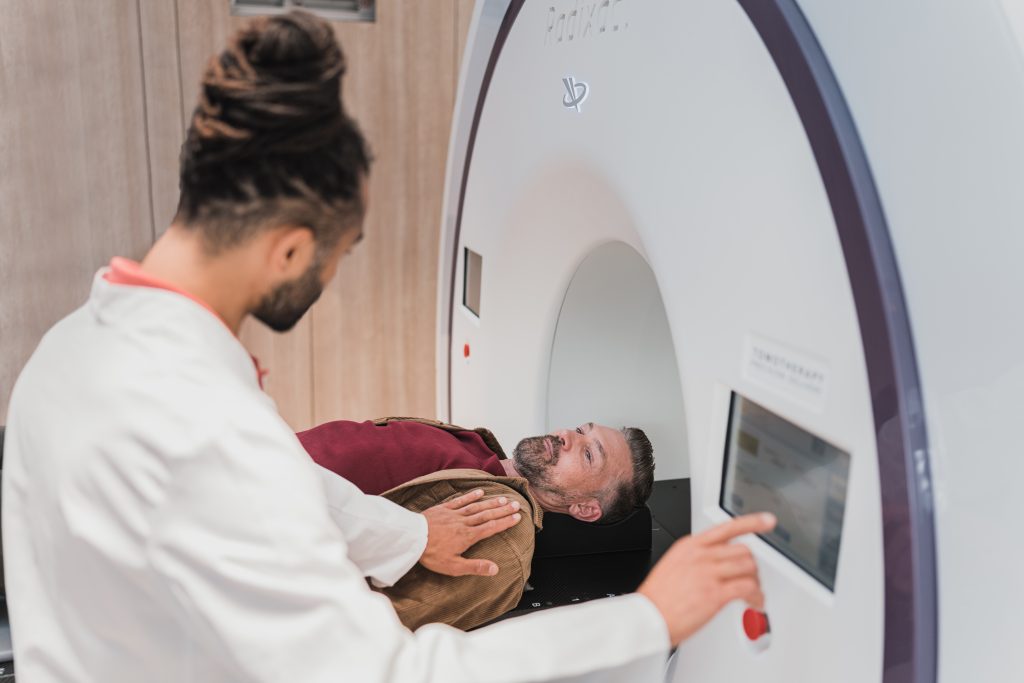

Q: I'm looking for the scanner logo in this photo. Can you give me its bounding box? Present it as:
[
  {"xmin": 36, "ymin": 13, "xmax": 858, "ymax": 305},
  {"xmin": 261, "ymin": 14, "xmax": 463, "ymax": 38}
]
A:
[{"xmin": 562, "ymin": 76, "xmax": 589, "ymax": 112}]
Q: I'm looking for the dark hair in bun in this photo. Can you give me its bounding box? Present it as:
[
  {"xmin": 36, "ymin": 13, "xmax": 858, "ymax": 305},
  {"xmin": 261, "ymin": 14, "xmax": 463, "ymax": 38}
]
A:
[{"xmin": 175, "ymin": 11, "xmax": 370, "ymax": 252}]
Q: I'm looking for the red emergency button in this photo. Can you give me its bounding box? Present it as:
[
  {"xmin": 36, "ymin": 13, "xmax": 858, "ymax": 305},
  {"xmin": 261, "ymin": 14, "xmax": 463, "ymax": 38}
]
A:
[{"xmin": 742, "ymin": 609, "xmax": 770, "ymax": 641}]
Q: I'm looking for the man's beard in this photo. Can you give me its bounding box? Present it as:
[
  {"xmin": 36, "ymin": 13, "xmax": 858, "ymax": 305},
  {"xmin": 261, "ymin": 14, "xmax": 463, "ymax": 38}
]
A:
[
  {"xmin": 511, "ymin": 434, "xmax": 564, "ymax": 492},
  {"xmin": 252, "ymin": 260, "xmax": 325, "ymax": 332}
]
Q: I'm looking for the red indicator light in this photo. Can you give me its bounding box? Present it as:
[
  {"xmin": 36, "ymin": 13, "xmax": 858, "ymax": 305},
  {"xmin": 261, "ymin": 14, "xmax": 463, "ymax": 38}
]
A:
[{"xmin": 463, "ymin": 343, "xmax": 470, "ymax": 358}]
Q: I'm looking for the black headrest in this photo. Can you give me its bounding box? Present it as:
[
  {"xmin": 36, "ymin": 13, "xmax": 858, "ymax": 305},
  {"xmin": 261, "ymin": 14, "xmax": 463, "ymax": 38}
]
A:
[{"xmin": 533, "ymin": 505, "xmax": 652, "ymax": 559}]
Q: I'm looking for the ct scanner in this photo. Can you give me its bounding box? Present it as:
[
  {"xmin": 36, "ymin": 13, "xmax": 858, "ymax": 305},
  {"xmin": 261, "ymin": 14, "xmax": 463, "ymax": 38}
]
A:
[{"xmin": 436, "ymin": 1, "xmax": 1024, "ymax": 681}]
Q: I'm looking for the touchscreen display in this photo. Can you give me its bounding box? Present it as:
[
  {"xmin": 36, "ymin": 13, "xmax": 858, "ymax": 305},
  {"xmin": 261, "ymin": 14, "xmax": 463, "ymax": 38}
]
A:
[{"xmin": 720, "ymin": 393, "xmax": 850, "ymax": 590}]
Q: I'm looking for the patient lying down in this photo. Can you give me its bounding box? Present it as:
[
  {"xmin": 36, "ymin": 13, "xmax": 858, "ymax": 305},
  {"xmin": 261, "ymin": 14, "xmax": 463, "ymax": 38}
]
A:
[{"xmin": 298, "ymin": 418, "xmax": 654, "ymax": 630}]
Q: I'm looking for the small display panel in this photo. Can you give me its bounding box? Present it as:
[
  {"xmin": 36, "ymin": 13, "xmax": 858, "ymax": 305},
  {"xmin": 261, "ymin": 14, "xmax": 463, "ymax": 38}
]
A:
[
  {"xmin": 720, "ymin": 393, "xmax": 850, "ymax": 590},
  {"xmin": 463, "ymin": 248, "xmax": 483, "ymax": 317}
]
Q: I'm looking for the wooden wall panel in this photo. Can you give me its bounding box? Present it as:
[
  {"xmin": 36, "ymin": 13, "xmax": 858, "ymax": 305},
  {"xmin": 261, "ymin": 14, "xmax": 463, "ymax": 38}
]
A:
[
  {"xmin": 0, "ymin": 2, "xmax": 155, "ymax": 421},
  {"xmin": 456, "ymin": 0, "xmax": 477, "ymax": 63},
  {"xmin": 138, "ymin": 0, "xmax": 187, "ymax": 232},
  {"xmin": 310, "ymin": 4, "xmax": 457, "ymax": 424},
  {"xmin": 174, "ymin": 0, "xmax": 235, "ymax": 126},
  {"xmin": 0, "ymin": 2, "xmax": 473, "ymax": 427}
]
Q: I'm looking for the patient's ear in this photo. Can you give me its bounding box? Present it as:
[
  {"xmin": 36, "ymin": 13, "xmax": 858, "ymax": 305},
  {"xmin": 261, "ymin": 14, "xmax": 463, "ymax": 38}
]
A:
[{"xmin": 568, "ymin": 499, "xmax": 602, "ymax": 523}]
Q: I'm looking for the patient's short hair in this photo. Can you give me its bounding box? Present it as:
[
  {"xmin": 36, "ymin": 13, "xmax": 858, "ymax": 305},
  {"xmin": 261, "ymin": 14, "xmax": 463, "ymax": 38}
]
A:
[{"xmin": 598, "ymin": 427, "xmax": 655, "ymax": 525}]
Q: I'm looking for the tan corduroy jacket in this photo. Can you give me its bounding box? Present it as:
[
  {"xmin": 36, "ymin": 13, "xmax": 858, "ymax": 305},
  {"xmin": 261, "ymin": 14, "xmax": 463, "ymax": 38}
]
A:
[{"xmin": 373, "ymin": 468, "xmax": 544, "ymax": 631}]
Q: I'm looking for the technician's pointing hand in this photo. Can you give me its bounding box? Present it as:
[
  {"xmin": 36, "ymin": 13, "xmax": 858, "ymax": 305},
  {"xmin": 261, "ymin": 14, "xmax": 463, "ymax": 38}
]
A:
[
  {"xmin": 419, "ymin": 489, "xmax": 522, "ymax": 577},
  {"xmin": 638, "ymin": 512, "xmax": 777, "ymax": 647}
]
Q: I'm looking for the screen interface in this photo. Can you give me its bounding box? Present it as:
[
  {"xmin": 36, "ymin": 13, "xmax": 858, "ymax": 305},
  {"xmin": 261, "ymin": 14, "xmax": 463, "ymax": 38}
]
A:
[{"xmin": 720, "ymin": 393, "xmax": 850, "ymax": 590}]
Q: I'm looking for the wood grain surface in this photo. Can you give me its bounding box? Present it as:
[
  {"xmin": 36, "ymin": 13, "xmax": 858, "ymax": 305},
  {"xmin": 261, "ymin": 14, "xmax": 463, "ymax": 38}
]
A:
[
  {"xmin": 2, "ymin": 0, "xmax": 480, "ymax": 430},
  {"xmin": 308, "ymin": 2, "xmax": 457, "ymax": 425},
  {"xmin": 0, "ymin": 1, "xmax": 155, "ymax": 420},
  {"xmin": 138, "ymin": 0, "xmax": 187, "ymax": 234}
]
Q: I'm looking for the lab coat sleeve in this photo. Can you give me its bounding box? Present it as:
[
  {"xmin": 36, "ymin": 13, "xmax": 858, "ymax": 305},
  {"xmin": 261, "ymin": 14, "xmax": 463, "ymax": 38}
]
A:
[
  {"xmin": 314, "ymin": 463, "xmax": 427, "ymax": 587},
  {"xmin": 149, "ymin": 405, "xmax": 670, "ymax": 683}
]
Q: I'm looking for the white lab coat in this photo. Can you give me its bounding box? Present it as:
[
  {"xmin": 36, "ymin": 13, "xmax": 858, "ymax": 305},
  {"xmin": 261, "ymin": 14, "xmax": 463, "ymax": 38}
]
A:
[{"xmin": 2, "ymin": 270, "xmax": 670, "ymax": 682}]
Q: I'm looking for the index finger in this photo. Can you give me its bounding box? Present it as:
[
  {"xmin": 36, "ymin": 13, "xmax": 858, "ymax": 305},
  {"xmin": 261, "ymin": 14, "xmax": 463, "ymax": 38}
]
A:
[
  {"xmin": 443, "ymin": 489, "xmax": 485, "ymax": 510},
  {"xmin": 470, "ymin": 512, "xmax": 522, "ymax": 543},
  {"xmin": 699, "ymin": 513, "xmax": 776, "ymax": 546}
]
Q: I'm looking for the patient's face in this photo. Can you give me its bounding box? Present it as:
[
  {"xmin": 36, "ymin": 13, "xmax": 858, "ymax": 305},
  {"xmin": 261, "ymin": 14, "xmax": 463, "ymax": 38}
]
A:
[{"xmin": 511, "ymin": 422, "xmax": 631, "ymax": 508}]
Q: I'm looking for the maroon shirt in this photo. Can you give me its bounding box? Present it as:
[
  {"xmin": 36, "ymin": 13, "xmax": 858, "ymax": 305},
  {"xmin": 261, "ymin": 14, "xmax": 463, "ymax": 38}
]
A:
[{"xmin": 297, "ymin": 420, "xmax": 507, "ymax": 495}]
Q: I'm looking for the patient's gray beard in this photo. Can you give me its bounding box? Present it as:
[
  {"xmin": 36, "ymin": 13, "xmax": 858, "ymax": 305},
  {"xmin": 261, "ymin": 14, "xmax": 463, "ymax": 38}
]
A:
[{"xmin": 511, "ymin": 435, "xmax": 562, "ymax": 493}]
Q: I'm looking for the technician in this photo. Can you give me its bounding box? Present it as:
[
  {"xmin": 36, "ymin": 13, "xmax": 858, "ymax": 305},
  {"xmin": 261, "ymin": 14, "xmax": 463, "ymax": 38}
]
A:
[{"xmin": 2, "ymin": 11, "xmax": 774, "ymax": 682}]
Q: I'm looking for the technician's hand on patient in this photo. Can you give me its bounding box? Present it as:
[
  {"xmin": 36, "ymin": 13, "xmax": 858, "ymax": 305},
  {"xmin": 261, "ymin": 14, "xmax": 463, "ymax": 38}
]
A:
[
  {"xmin": 638, "ymin": 512, "xmax": 777, "ymax": 647},
  {"xmin": 419, "ymin": 488, "xmax": 523, "ymax": 577}
]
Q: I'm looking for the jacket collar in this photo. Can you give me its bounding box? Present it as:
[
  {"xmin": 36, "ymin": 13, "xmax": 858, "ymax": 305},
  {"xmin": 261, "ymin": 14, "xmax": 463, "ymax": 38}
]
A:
[{"xmin": 89, "ymin": 267, "xmax": 262, "ymax": 391}]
